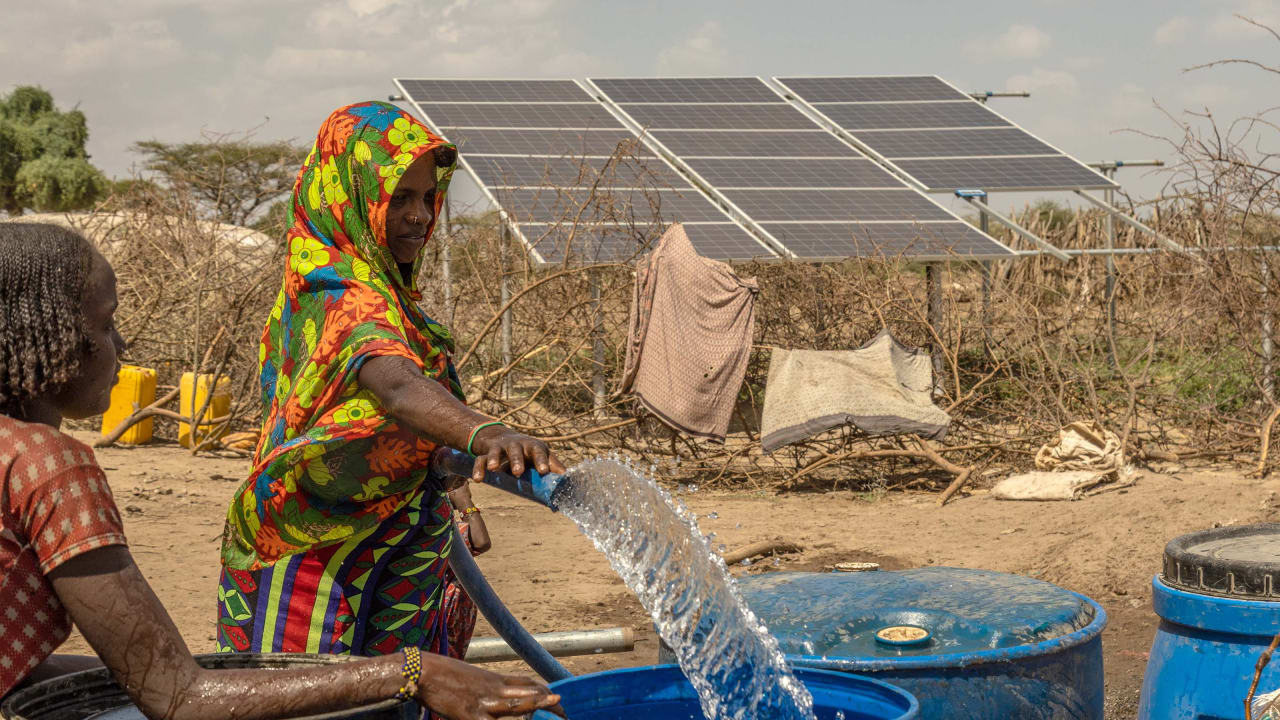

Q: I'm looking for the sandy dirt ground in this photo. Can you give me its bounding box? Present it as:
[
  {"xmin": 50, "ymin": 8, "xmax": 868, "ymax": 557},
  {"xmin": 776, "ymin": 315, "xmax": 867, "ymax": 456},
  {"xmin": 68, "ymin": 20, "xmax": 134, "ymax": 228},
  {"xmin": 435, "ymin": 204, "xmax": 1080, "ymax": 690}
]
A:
[{"xmin": 57, "ymin": 431, "xmax": 1280, "ymax": 719}]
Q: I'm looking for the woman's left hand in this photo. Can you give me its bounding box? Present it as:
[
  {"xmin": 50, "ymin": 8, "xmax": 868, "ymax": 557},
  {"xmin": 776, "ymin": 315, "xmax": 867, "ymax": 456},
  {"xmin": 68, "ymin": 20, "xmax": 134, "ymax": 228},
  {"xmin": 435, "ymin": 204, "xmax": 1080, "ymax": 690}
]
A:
[{"xmin": 470, "ymin": 425, "xmax": 565, "ymax": 481}]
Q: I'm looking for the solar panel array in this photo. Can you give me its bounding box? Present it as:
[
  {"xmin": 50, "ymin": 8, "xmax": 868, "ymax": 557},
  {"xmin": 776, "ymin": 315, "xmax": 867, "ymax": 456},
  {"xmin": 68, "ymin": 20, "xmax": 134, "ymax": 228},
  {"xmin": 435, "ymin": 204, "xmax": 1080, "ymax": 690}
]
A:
[
  {"xmin": 775, "ymin": 75, "xmax": 1116, "ymax": 192},
  {"xmin": 395, "ymin": 79, "xmax": 775, "ymax": 264},
  {"xmin": 588, "ymin": 77, "xmax": 1014, "ymax": 261}
]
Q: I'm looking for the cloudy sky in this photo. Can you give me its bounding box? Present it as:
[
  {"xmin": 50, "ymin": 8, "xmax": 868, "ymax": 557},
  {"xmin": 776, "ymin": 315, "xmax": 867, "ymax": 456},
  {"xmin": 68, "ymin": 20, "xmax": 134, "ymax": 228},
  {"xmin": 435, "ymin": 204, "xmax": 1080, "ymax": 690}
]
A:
[{"xmin": 3, "ymin": 0, "xmax": 1277, "ymax": 213}]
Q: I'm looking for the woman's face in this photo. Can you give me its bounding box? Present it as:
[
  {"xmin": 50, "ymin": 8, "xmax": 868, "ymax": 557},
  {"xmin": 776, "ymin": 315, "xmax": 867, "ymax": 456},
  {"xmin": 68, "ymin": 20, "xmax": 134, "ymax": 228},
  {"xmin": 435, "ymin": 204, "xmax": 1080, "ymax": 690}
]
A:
[
  {"xmin": 54, "ymin": 251, "xmax": 125, "ymax": 419},
  {"xmin": 385, "ymin": 154, "xmax": 438, "ymax": 264}
]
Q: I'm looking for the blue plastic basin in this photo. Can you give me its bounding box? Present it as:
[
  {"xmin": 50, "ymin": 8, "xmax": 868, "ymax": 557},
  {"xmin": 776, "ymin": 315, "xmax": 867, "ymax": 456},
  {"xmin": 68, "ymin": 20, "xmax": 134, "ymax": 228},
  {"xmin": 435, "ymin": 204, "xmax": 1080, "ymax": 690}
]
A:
[
  {"xmin": 730, "ymin": 568, "xmax": 1108, "ymax": 719},
  {"xmin": 1139, "ymin": 575, "xmax": 1280, "ymax": 719},
  {"xmin": 530, "ymin": 664, "xmax": 918, "ymax": 720}
]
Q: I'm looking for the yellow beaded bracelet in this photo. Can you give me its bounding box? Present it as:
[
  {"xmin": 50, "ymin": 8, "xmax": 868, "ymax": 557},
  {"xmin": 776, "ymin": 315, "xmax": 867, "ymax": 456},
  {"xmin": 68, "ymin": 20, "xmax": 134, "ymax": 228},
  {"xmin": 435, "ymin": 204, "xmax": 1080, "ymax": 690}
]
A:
[{"xmin": 394, "ymin": 646, "xmax": 422, "ymax": 702}]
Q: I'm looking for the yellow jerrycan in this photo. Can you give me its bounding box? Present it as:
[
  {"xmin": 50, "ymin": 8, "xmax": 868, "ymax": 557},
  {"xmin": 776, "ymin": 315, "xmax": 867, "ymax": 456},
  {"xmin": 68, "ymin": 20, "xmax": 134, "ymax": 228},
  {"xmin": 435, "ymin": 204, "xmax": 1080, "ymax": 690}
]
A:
[
  {"xmin": 179, "ymin": 372, "xmax": 231, "ymax": 449},
  {"xmin": 100, "ymin": 365, "xmax": 158, "ymax": 444}
]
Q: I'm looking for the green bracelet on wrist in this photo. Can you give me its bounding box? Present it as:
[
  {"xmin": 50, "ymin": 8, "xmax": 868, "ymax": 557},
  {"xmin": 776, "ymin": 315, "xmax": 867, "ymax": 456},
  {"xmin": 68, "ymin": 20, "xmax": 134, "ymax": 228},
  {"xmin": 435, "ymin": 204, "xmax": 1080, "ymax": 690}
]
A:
[{"xmin": 466, "ymin": 420, "xmax": 506, "ymax": 456}]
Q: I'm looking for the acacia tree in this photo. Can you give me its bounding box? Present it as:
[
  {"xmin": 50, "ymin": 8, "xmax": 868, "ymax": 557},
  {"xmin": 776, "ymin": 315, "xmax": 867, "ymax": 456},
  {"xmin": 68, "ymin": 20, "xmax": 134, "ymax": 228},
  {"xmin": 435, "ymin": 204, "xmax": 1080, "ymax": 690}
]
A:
[
  {"xmin": 132, "ymin": 135, "xmax": 305, "ymax": 227},
  {"xmin": 0, "ymin": 86, "xmax": 107, "ymax": 215}
]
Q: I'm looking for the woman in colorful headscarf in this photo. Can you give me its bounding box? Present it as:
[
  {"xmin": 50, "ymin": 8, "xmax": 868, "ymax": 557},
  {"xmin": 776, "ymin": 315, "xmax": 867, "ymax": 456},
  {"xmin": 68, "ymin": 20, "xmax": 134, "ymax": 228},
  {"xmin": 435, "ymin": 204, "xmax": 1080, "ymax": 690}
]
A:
[{"xmin": 217, "ymin": 102, "xmax": 563, "ymax": 662}]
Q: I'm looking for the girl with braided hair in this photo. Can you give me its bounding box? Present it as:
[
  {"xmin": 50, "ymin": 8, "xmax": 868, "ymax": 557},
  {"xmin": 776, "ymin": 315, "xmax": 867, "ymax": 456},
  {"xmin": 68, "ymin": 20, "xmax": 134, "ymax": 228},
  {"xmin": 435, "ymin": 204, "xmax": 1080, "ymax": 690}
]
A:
[{"xmin": 0, "ymin": 222, "xmax": 563, "ymax": 719}]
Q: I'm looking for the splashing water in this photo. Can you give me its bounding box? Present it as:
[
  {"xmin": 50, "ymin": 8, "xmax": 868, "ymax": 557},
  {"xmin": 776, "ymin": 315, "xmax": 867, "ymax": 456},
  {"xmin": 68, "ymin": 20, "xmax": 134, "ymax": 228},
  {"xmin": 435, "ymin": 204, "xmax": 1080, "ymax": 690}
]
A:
[{"xmin": 555, "ymin": 456, "xmax": 816, "ymax": 720}]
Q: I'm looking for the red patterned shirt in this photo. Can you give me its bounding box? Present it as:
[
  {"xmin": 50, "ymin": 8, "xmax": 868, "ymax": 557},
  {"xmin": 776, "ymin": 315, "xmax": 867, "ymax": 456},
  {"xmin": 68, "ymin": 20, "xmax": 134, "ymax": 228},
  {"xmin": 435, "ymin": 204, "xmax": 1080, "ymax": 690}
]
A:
[{"xmin": 0, "ymin": 415, "xmax": 127, "ymax": 696}]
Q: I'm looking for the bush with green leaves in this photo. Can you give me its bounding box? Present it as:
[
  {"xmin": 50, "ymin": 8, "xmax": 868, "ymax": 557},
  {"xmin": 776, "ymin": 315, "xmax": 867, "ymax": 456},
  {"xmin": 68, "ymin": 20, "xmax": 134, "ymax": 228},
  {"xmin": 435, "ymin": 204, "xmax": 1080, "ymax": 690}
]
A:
[{"xmin": 0, "ymin": 86, "xmax": 106, "ymax": 215}]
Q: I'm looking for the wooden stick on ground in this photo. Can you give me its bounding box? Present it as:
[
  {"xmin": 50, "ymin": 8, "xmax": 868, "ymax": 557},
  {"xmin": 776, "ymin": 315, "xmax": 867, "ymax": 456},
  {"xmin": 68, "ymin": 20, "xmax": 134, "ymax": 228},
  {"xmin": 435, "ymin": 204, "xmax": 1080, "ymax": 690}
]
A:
[
  {"xmin": 95, "ymin": 387, "xmax": 181, "ymax": 448},
  {"xmin": 720, "ymin": 539, "xmax": 803, "ymax": 566},
  {"xmin": 936, "ymin": 467, "xmax": 974, "ymax": 507}
]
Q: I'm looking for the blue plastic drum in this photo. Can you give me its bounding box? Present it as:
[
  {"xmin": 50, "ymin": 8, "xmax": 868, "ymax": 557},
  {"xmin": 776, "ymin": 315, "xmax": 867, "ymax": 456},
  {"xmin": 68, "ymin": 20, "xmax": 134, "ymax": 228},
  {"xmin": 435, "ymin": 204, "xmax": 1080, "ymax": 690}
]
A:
[
  {"xmin": 733, "ymin": 567, "xmax": 1107, "ymax": 719},
  {"xmin": 1139, "ymin": 523, "xmax": 1280, "ymax": 720},
  {"xmin": 531, "ymin": 664, "xmax": 918, "ymax": 720}
]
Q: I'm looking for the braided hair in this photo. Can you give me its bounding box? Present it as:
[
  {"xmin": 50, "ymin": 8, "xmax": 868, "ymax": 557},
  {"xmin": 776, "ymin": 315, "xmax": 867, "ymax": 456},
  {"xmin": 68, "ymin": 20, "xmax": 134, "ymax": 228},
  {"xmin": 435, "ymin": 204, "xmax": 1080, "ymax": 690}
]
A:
[{"xmin": 0, "ymin": 223, "xmax": 95, "ymax": 419}]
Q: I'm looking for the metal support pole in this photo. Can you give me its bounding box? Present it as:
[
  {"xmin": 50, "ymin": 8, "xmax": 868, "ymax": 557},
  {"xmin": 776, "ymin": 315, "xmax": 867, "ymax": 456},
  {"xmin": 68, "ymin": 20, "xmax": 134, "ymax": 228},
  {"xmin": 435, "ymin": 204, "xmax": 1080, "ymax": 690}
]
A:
[
  {"xmin": 1264, "ymin": 254, "xmax": 1275, "ymax": 403},
  {"xmin": 1104, "ymin": 169, "xmax": 1118, "ymax": 371},
  {"xmin": 926, "ymin": 262, "xmax": 944, "ymax": 395},
  {"xmin": 500, "ymin": 226, "xmax": 513, "ymax": 399},
  {"xmin": 442, "ymin": 195, "xmax": 454, "ymax": 326},
  {"xmin": 977, "ymin": 196, "xmax": 993, "ymax": 351},
  {"xmin": 590, "ymin": 270, "xmax": 606, "ymax": 418}
]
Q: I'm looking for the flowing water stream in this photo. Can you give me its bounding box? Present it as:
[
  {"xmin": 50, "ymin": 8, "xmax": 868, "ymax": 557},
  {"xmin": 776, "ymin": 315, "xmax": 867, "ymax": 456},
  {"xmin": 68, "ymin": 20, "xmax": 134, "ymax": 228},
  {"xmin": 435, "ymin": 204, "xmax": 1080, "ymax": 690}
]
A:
[{"xmin": 555, "ymin": 456, "xmax": 817, "ymax": 720}]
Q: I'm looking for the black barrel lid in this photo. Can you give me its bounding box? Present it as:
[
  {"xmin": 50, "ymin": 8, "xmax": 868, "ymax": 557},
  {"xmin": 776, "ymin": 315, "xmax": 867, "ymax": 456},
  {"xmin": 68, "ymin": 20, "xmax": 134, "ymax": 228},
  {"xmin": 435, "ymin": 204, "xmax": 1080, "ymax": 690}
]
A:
[{"xmin": 1162, "ymin": 523, "xmax": 1280, "ymax": 599}]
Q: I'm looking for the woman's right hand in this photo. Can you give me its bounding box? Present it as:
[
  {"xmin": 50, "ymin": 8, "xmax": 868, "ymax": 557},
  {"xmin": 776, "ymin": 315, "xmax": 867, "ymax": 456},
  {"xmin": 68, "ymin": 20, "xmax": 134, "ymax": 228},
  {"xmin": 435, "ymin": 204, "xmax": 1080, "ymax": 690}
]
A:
[
  {"xmin": 470, "ymin": 424, "xmax": 565, "ymax": 482},
  {"xmin": 417, "ymin": 653, "xmax": 564, "ymax": 719}
]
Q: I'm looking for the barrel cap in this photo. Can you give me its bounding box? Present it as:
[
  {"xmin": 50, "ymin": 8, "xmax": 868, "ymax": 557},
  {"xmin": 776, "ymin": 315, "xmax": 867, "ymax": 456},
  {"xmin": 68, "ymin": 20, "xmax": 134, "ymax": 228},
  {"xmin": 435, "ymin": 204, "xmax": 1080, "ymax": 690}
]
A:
[{"xmin": 1162, "ymin": 523, "xmax": 1280, "ymax": 599}]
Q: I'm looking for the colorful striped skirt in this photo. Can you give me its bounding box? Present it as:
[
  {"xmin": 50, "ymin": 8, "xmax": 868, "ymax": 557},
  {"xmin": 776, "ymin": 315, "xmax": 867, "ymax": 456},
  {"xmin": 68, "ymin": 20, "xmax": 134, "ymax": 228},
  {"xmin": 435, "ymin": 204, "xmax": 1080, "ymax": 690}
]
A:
[{"xmin": 215, "ymin": 488, "xmax": 457, "ymax": 657}]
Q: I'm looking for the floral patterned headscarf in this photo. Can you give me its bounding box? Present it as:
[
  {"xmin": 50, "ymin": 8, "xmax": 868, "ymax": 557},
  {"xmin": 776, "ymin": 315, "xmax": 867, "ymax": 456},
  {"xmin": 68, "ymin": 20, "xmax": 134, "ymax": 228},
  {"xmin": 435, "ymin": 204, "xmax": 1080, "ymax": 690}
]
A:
[{"xmin": 221, "ymin": 102, "xmax": 462, "ymax": 570}]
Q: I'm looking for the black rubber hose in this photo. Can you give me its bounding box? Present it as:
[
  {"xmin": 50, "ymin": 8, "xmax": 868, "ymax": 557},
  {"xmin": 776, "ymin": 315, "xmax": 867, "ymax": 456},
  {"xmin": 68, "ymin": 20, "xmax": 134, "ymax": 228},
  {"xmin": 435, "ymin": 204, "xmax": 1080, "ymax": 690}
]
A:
[{"xmin": 448, "ymin": 527, "xmax": 573, "ymax": 682}]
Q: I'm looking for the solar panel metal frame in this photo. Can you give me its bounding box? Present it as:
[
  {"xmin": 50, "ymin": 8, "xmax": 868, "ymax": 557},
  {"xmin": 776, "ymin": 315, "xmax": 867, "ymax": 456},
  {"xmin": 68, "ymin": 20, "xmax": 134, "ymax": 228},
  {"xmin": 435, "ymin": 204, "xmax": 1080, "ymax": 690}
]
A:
[
  {"xmin": 585, "ymin": 76, "xmax": 1016, "ymax": 262},
  {"xmin": 773, "ymin": 75, "xmax": 1118, "ymax": 193},
  {"xmin": 394, "ymin": 78, "xmax": 777, "ymax": 265}
]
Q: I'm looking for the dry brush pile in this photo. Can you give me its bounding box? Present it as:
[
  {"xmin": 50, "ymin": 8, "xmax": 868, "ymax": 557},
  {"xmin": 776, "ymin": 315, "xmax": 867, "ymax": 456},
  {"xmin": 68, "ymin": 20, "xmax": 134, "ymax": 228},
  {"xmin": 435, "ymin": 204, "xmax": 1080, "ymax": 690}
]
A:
[{"xmin": 84, "ymin": 155, "xmax": 1280, "ymax": 490}]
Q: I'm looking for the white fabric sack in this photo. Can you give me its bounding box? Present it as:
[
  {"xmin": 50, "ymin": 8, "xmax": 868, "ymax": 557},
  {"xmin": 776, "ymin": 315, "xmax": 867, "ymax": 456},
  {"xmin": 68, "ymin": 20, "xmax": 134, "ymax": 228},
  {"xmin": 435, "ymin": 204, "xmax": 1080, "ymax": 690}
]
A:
[{"xmin": 991, "ymin": 470, "xmax": 1107, "ymax": 501}]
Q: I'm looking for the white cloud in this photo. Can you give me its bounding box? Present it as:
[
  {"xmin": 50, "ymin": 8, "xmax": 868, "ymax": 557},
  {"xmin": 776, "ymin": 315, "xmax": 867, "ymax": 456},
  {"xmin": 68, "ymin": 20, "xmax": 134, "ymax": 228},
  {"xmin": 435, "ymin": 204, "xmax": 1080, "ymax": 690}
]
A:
[
  {"xmin": 61, "ymin": 19, "xmax": 181, "ymax": 72},
  {"xmin": 346, "ymin": 0, "xmax": 404, "ymax": 16},
  {"xmin": 1005, "ymin": 68, "xmax": 1079, "ymax": 97},
  {"xmin": 964, "ymin": 23, "xmax": 1051, "ymax": 62},
  {"xmin": 656, "ymin": 21, "xmax": 730, "ymax": 75},
  {"xmin": 1154, "ymin": 16, "xmax": 1193, "ymax": 45},
  {"xmin": 1064, "ymin": 55, "xmax": 1103, "ymax": 72},
  {"xmin": 1177, "ymin": 82, "xmax": 1249, "ymax": 109}
]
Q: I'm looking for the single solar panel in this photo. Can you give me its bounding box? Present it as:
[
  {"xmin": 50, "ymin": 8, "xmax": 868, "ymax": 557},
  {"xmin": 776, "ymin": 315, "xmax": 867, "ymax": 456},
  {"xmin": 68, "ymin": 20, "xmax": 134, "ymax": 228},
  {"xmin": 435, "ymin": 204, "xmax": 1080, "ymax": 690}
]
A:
[
  {"xmin": 759, "ymin": 222, "xmax": 1010, "ymax": 261},
  {"xmin": 525, "ymin": 221, "xmax": 776, "ymax": 264},
  {"xmin": 418, "ymin": 102, "xmax": 620, "ymax": 128},
  {"xmin": 854, "ymin": 128, "xmax": 1059, "ymax": 159},
  {"xmin": 651, "ymin": 130, "xmax": 859, "ymax": 158},
  {"xmin": 719, "ymin": 189, "xmax": 955, "ymax": 222},
  {"xmin": 494, "ymin": 187, "xmax": 734, "ymax": 224},
  {"xmin": 467, "ymin": 155, "xmax": 690, "ymax": 188},
  {"xmin": 590, "ymin": 75, "xmax": 1014, "ymax": 261},
  {"xmin": 816, "ymin": 102, "xmax": 1012, "ymax": 130},
  {"xmin": 399, "ymin": 79, "xmax": 588, "ymax": 103},
  {"xmin": 895, "ymin": 156, "xmax": 1116, "ymax": 192},
  {"xmin": 778, "ymin": 76, "xmax": 969, "ymax": 103},
  {"xmin": 776, "ymin": 75, "xmax": 1116, "ymax": 191},
  {"xmin": 682, "ymin": 157, "xmax": 900, "ymax": 188},
  {"xmin": 397, "ymin": 78, "xmax": 774, "ymax": 263},
  {"xmin": 440, "ymin": 128, "xmax": 647, "ymax": 157},
  {"xmin": 620, "ymin": 103, "xmax": 816, "ymax": 130},
  {"xmin": 592, "ymin": 77, "xmax": 781, "ymax": 103}
]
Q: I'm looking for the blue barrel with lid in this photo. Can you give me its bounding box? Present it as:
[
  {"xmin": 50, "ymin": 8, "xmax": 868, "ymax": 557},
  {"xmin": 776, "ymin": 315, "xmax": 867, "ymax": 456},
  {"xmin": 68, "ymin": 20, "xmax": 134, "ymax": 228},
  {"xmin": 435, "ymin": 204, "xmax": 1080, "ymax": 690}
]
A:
[
  {"xmin": 530, "ymin": 664, "xmax": 918, "ymax": 720},
  {"xmin": 732, "ymin": 567, "xmax": 1107, "ymax": 719},
  {"xmin": 1139, "ymin": 523, "xmax": 1280, "ymax": 719}
]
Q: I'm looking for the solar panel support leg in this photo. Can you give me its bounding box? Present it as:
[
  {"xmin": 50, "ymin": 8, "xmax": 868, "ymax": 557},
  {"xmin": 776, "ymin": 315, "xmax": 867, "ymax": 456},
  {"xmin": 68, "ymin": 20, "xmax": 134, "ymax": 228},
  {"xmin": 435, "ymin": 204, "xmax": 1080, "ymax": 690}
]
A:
[
  {"xmin": 977, "ymin": 197, "xmax": 993, "ymax": 353},
  {"xmin": 927, "ymin": 262, "xmax": 945, "ymax": 397},
  {"xmin": 500, "ymin": 225, "xmax": 514, "ymax": 399},
  {"xmin": 591, "ymin": 271, "xmax": 607, "ymax": 419},
  {"xmin": 961, "ymin": 196, "xmax": 1070, "ymax": 261},
  {"xmin": 1073, "ymin": 190, "xmax": 1185, "ymax": 253},
  {"xmin": 1103, "ymin": 175, "xmax": 1119, "ymax": 371}
]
